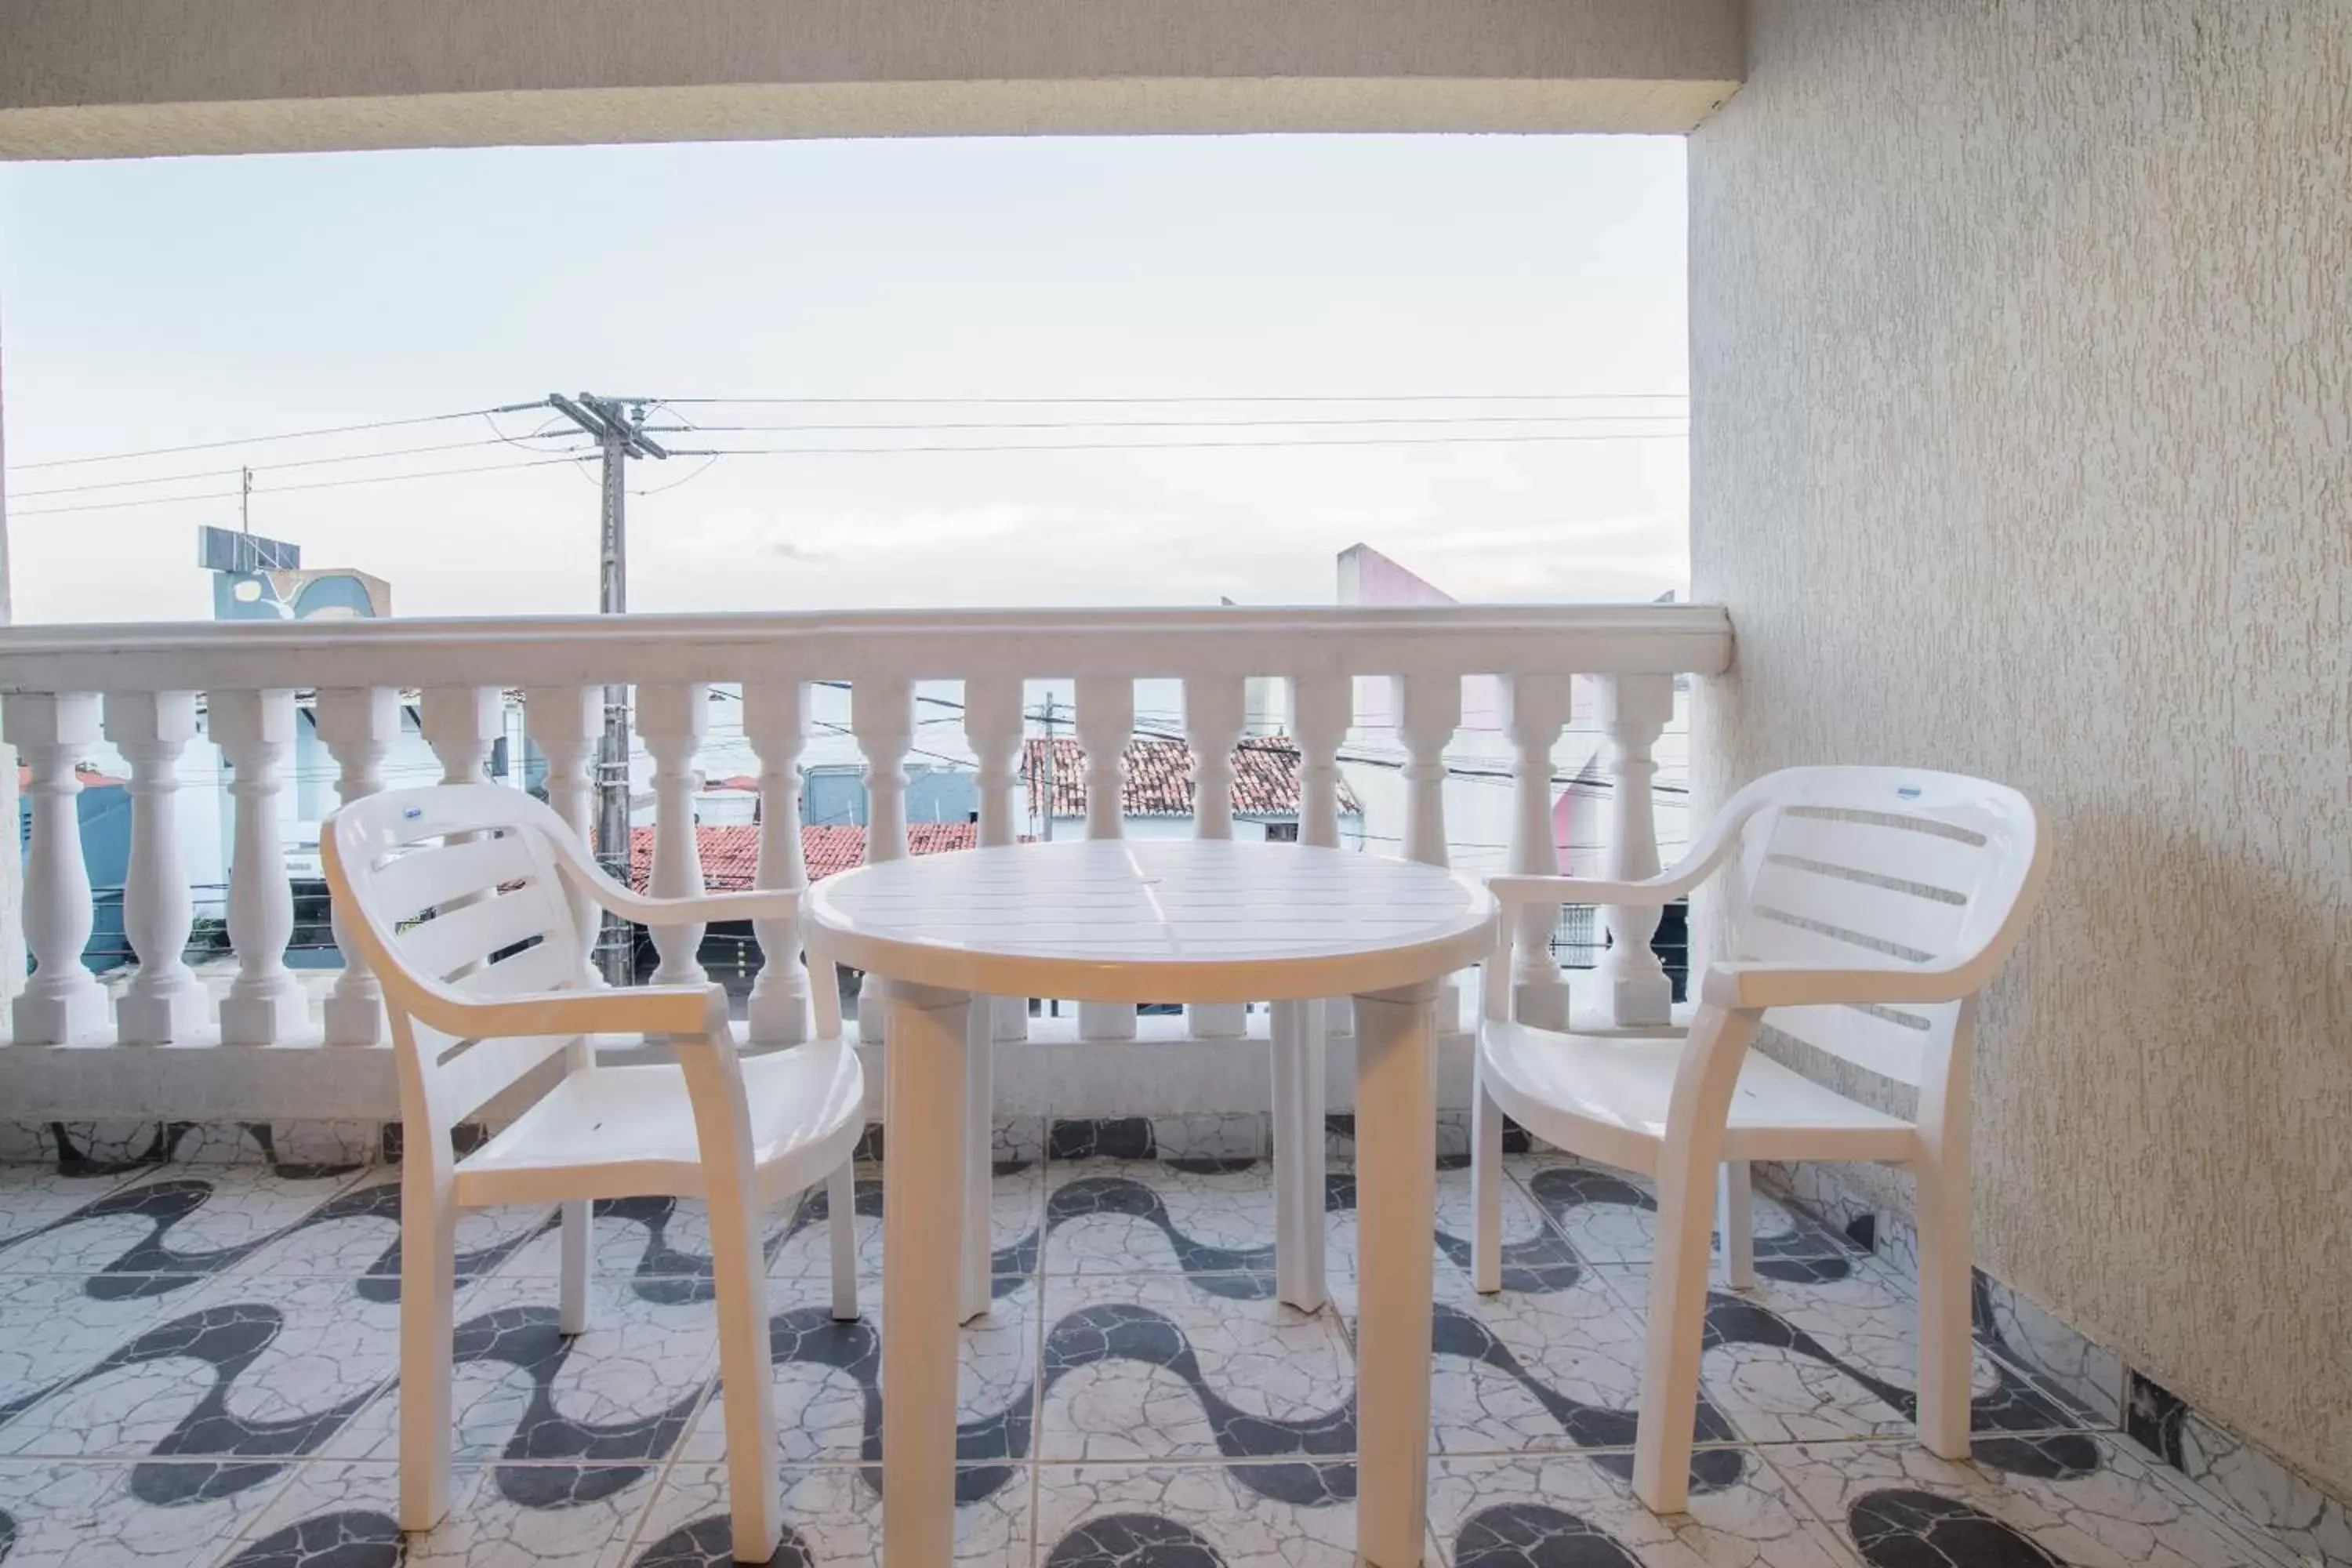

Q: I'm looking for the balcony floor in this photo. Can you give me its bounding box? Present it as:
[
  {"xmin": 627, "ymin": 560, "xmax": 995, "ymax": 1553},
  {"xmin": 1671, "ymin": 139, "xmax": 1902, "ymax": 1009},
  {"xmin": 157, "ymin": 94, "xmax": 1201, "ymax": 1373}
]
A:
[{"xmin": 0, "ymin": 1146, "xmax": 2288, "ymax": 1568}]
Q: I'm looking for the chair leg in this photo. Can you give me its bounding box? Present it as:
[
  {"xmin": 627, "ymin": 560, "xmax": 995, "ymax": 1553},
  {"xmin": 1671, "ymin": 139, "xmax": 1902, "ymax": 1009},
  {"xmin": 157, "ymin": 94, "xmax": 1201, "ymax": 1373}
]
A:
[
  {"xmin": 1630, "ymin": 1156, "xmax": 1717, "ymax": 1513},
  {"xmin": 829, "ymin": 1160, "xmax": 859, "ymax": 1322},
  {"xmin": 961, "ymin": 1010, "xmax": 993, "ymax": 1324},
  {"xmin": 398, "ymin": 1176, "xmax": 457, "ymax": 1534},
  {"xmin": 1630, "ymin": 1010, "xmax": 1755, "ymax": 1515},
  {"xmin": 1471, "ymin": 1063, "xmax": 1504, "ymax": 1295},
  {"xmin": 1270, "ymin": 998, "xmax": 1327, "ymax": 1312},
  {"xmin": 882, "ymin": 984, "xmax": 971, "ymax": 1568},
  {"xmin": 709, "ymin": 1189, "xmax": 781, "ymax": 1563},
  {"xmin": 557, "ymin": 1036, "xmax": 594, "ymax": 1337},
  {"xmin": 1915, "ymin": 1156, "xmax": 1973, "ymax": 1457},
  {"xmin": 1352, "ymin": 983, "xmax": 1439, "ymax": 1565},
  {"xmin": 558, "ymin": 1200, "xmax": 591, "ymax": 1334},
  {"xmin": 1718, "ymin": 1161, "xmax": 1756, "ymax": 1290}
]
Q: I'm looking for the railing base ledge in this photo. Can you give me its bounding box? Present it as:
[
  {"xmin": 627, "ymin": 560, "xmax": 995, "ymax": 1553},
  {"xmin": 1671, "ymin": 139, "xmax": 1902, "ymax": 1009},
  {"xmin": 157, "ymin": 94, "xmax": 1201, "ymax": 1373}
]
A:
[{"xmin": 0, "ymin": 1018, "xmax": 1482, "ymax": 1130}]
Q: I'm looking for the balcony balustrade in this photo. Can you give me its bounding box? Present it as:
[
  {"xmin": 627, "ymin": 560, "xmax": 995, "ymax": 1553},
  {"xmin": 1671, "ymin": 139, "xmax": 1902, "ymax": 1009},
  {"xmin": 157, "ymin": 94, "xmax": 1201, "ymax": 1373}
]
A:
[{"xmin": 0, "ymin": 604, "xmax": 1730, "ymax": 1127}]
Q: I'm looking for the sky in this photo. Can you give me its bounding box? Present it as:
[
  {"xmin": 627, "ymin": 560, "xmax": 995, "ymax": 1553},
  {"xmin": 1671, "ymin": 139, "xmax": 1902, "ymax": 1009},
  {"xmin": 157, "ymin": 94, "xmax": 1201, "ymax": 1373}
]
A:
[{"xmin": 0, "ymin": 134, "xmax": 1688, "ymax": 625}]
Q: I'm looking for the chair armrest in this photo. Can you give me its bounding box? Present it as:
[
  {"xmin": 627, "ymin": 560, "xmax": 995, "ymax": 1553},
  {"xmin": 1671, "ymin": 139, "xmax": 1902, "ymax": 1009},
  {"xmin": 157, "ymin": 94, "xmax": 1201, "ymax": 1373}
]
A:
[
  {"xmin": 608, "ymin": 887, "xmax": 801, "ymax": 927},
  {"xmin": 551, "ymin": 854, "xmax": 800, "ymax": 927},
  {"xmin": 1700, "ymin": 960, "xmax": 1976, "ymax": 1011},
  {"xmin": 1486, "ymin": 787, "xmax": 1762, "ymax": 913},
  {"xmin": 406, "ymin": 980, "xmax": 725, "ymax": 1041},
  {"xmin": 514, "ymin": 805, "xmax": 801, "ymax": 927},
  {"xmin": 1487, "ymin": 871, "xmax": 1703, "ymax": 909}
]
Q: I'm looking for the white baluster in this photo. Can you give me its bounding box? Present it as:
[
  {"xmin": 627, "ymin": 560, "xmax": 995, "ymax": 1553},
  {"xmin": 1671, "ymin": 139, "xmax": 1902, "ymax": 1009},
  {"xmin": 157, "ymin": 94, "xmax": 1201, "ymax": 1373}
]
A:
[
  {"xmin": 521, "ymin": 685, "xmax": 602, "ymax": 1331},
  {"xmin": 103, "ymin": 691, "xmax": 205, "ymax": 1044},
  {"xmin": 314, "ymin": 688, "xmax": 402, "ymax": 1044},
  {"xmin": 851, "ymin": 677, "xmax": 914, "ymax": 1040},
  {"xmin": 212, "ymin": 689, "xmax": 306, "ymax": 1046},
  {"xmin": 1502, "ymin": 673, "xmax": 1573, "ymax": 1030},
  {"xmin": 1074, "ymin": 675, "xmax": 1135, "ymax": 1042},
  {"xmin": 1290, "ymin": 674, "xmax": 1348, "ymax": 850},
  {"xmin": 964, "ymin": 677, "xmax": 1028, "ymax": 1043},
  {"xmin": 422, "ymin": 686, "xmax": 503, "ymax": 789},
  {"xmin": 524, "ymin": 686, "xmax": 604, "ymax": 986},
  {"xmin": 1394, "ymin": 673, "xmax": 1463, "ymax": 1029},
  {"xmin": 744, "ymin": 680, "xmax": 811, "ymax": 1045},
  {"xmin": 5, "ymin": 694, "xmax": 108, "ymax": 1044},
  {"xmin": 1596, "ymin": 673, "xmax": 1676, "ymax": 1026},
  {"xmin": 1290, "ymin": 673, "xmax": 1354, "ymax": 1041},
  {"xmin": 1395, "ymin": 676, "xmax": 1459, "ymax": 866},
  {"xmin": 638, "ymin": 684, "xmax": 710, "ymax": 989},
  {"xmin": 1183, "ymin": 676, "xmax": 1247, "ymax": 1039},
  {"xmin": 421, "ymin": 687, "xmax": 505, "ymax": 982}
]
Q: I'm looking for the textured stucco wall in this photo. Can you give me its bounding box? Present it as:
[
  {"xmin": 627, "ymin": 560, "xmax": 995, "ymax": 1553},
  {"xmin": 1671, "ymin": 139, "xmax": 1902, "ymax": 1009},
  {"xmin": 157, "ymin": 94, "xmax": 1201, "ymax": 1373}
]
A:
[
  {"xmin": 0, "ymin": 0, "xmax": 1742, "ymax": 155},
  {"xmin": 1690, "ymin": 0, "xmax": 2351, "ymax": 1495}
]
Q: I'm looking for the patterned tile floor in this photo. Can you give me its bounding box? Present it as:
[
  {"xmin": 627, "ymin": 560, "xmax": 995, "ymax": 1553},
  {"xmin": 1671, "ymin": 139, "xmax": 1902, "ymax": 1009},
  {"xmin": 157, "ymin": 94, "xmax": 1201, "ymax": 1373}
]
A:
[{"xmin": 0, "ymin": 1142, "xmax": 2299, "ymax": 1567}]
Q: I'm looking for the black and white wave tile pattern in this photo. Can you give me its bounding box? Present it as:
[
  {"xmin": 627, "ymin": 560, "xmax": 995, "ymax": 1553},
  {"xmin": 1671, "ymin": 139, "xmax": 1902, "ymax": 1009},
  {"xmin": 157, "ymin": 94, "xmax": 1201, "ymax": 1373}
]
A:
[{"xmin": 0, "ymin": 1118, "xmax": 2304, "ymax": 1566}]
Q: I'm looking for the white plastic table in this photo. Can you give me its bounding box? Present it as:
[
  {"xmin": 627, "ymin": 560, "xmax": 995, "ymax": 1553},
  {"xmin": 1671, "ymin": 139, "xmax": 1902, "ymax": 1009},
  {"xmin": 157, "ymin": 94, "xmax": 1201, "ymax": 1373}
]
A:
[{"xmin": 805, "ymin": 839, "xmax": 1497, "ymax": 1568}]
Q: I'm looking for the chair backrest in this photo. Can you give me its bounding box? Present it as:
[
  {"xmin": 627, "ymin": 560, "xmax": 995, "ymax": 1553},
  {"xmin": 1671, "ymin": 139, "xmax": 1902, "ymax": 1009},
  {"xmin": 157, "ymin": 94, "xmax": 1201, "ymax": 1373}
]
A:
[
  {"xmin": 1715, "ymin": 766, "xmax": 2049, "ymax": 1094},
  {"xmin": 323, "ymin": 783, "xmax": 601, "ymax": 1132}
]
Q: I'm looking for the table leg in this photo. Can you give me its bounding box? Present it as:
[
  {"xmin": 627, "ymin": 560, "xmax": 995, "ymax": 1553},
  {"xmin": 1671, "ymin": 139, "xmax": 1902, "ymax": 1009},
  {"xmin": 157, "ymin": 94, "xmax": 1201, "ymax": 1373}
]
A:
[
  {"xmin": 1352, "ymin": 982, "xmax": 1437, "ymax": 1567},
  {"xmin": 1270, "ymin": 997, "xmax": 1328, "ymax": 1312},
  {"xmin": 962, "ymin": 1000, "xmax": 995, "ymax": 1323},
  {"xmin": 884, "ymin": 980, "xmax": 971, "ymax": 1568}
]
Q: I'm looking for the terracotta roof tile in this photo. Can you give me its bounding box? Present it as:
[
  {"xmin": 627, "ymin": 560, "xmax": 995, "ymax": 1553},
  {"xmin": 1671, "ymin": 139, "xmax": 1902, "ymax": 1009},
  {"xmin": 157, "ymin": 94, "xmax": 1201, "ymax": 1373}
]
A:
[
  {"xmin": 17, "ymin": 765, "xmax": 129, "ymax": 790},
  {"xmin": 628, "ymin": 821, "xmax": 978, "ymax": 895},
  {"xmin": 1022, "ymin": 733, "xmax": 1359, "ymax": 819}
]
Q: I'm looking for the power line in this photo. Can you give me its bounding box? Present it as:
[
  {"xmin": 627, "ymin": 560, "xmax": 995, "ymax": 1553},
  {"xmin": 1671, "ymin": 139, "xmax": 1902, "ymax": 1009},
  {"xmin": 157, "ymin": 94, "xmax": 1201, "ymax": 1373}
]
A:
[
  {"xmin": 5, "ymin": 405, "xmax": 524, "ymax": 473},
  {"xmin": 627, "ymin": 453, "xmax": 724, "ymax": 497},
  {"xmin": 786, "ymin": 682, "xmax": 1688, "ymax": 792},
  {"xmin": 645, "ymin": 413, "xmax": 1690, "ymax": 435},
  {"xmin": 770, "ymin": 698, "xmax": 1685, "ymax": 796},
  {"xmin": 655, "ymin": 392, "xmax": 1688, "ymax": 406},
  {"xmin": 4, "ymin": 392, "xmax": 1686, "ymax": 475},
  {"xmin": 705, "ymin": 688, "xmax": 975, "ymax": 772},
  {"xmin": 481, "ymin": 409, "xmax": 583, "ymax": 451},
  {"xmin": 810, "ymin": 719, "xmax": 977, "ymax": 773},
  {"xmin": 672, "ymin": 430, "xmax": 1686, "ymax": 460},
  {"xmin": 9, "ymin": 455, "xmax": 586, "ymax": 517},
  {"xmin": 8, "ymin": 435, "xmax": 584, "ymax": 500},
  {"xmin": 56, "ymin": 417, "xmax": 1663, "ymax": 510}
]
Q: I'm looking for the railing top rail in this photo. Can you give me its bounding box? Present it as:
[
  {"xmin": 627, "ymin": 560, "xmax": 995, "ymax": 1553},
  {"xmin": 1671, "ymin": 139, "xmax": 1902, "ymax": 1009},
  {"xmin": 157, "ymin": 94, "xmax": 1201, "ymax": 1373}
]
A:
[{"xmin": 0, "ymin": 601, "xmax": 1731, "ymax": 691}]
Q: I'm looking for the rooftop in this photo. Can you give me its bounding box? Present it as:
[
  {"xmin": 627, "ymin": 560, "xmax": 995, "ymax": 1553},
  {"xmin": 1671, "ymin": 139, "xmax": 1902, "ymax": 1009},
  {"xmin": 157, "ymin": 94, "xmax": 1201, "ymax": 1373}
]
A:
[
  {"xmin": 0, "ymin": 1134, "xmax": 2278, "ymax": 1568},
  {"xmin": 627, "ymin": 821, "xmax": 980, "ymax": 894},
  {"xmin": 1025, "ymin": 733, "xmax": 1364, "ymax": 819}
]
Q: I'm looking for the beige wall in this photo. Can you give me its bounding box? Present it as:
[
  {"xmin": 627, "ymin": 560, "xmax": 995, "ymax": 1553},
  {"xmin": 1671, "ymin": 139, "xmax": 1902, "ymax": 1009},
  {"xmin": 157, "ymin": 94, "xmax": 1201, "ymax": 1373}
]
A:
[
  {"xmin": 1690, "ymin": 0, "xmax": 2351, "ymax": 1495},
  {"xmin": 0, "ymin": 0, "xmax": 1740, "ymax": 155}
]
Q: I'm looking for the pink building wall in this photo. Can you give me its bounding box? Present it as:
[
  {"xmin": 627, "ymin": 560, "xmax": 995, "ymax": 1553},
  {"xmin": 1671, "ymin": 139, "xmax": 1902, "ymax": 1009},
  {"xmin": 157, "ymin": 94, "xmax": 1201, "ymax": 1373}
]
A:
[{"xmin": 1337, "ymin": 543, "xmax": 1598, "ymax": 869}]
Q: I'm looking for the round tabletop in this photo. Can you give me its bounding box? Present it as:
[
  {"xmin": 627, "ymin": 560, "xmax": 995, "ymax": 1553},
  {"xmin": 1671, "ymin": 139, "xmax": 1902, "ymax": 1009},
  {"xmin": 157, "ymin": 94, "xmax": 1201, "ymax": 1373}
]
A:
[{"xmin": 804, "ymin": 839, "xmax": 1497, "ymax": 1005}]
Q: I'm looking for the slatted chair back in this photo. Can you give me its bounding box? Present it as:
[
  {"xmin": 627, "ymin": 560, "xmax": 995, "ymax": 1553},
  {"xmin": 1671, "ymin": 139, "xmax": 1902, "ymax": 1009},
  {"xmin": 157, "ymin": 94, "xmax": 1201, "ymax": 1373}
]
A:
[
  {"xmin": 1715, "ymin": 766, "xmax": 2049, "ymax": 1094},
  {"xmin": 325, "ymin": 784, "xmax": 606, "ymax": 1132}
]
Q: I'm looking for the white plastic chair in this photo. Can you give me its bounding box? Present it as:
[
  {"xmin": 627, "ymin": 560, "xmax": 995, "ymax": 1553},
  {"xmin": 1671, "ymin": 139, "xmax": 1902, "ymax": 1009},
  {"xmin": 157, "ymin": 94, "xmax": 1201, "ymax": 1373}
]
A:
[
  {"xmin": 322, "ymin": 782, "xmax": 864, "ymax": 1563},
  {"xmin": 1469, "ymin": 766, "xmax": 2050, "ymax": 1512}
]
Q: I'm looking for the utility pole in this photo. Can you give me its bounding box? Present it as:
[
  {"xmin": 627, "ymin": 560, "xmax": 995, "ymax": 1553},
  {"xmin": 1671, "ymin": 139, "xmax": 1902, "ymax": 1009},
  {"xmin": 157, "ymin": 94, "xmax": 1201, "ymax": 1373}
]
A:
[
  {"xmin": 1036, "ymin": 695, "xmax": 1058, "ymax": 843},
  {"xmin": 546, "ymin": 393, "xmax": 668, "ymax": 983},
  {"xmin": 240, "ymin": 466, "xmax": 253, "ymax": 532}
]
